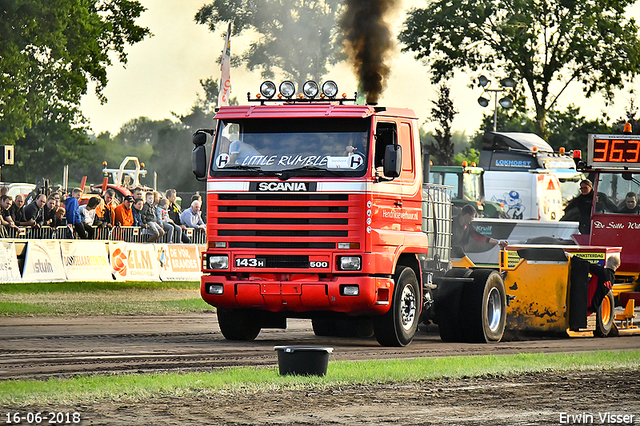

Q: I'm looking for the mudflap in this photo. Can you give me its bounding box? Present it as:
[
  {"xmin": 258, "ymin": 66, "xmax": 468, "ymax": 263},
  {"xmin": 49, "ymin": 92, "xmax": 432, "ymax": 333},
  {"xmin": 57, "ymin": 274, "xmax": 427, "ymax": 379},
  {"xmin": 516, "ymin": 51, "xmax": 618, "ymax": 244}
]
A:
[{"xmin": 568, "ymin": 256, "xmax": 590, "ymax": 331}]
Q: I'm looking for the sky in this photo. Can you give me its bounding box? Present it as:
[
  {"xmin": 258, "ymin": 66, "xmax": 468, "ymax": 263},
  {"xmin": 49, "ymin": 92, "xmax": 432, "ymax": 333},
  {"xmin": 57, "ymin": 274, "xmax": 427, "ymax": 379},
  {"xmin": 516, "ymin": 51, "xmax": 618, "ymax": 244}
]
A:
[{"xmin": 80, "ymin": 0, "xmax": 640, "ymax": 138}]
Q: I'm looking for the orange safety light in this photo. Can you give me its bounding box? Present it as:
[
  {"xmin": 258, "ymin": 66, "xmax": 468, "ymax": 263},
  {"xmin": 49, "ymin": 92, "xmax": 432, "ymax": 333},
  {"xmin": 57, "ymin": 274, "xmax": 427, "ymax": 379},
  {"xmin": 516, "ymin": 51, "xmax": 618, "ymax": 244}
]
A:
[
  {"xmin": 624, "ymin": 122, "xmax": 633, "ymax": 133},
  {"xmin": 342, "ymin": 93, "xmax": 347, "ymax": 98},
  {"xmin": 462, "ymin": 160, "xmax": 468, "ymax": 167},
  {"xmin": 140, "ymin": 162, "xmax": 145, "ymax": 168},
  {"xmin": 471, "ymin": 162, "xmax": 476, "ymax": 167},
  {"xmin": 298, "ymin": 94, "xmax": 304, "ymax": 98},
  {"xmin": 532, "ymin": 146, "xmax": 538, "ymax": 152},
  {"xmin": 102, "ymin": 161, "xmax": 107, "ymax": 166},
  {"xmin": 573, "ymin": 150, "xmax": 582, "ymax": 159},
  {"xmin": 429, "ymin": 160, "xmax": 433, "ymax": 165},
  {"xmin": 559, "ymin": 147, "xmax": 565, "ymax": 155},
  {"xmin": 256, "ymin": 93, "xmax": 262, "ymax": 98}
]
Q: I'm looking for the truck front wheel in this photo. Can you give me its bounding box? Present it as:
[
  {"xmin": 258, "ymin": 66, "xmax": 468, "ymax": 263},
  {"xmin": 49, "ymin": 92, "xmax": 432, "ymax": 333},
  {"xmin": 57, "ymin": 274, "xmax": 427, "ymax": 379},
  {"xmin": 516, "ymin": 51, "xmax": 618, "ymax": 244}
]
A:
[
  {"xmin": 374, "ymin": 266, "xmax": 419, "ymax": 347},
  {"xmin": 217, "ymin": 308, "xmax": 261, "ymax": 341}
]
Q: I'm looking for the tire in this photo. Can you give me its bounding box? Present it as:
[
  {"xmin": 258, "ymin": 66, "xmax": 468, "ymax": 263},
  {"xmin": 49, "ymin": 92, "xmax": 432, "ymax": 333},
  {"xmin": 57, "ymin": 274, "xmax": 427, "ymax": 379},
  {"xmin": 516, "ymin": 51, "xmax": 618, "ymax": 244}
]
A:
[
  {"xmin": 594, "ymin": 290, "xmax": 614, "ymax": 337},
  {"xmin": 461, "ymin": 269, "xmax": 506, "ymax": 343},
  {"xmin": 436, "ymin": 268, "xmax": 472, "ymax": 342},
  {"xmin": 217, "ymin": 308, "xmax": 261, "ymax": 341},
  {"xmin": 312, "ymin": 318, "xmax": 339, "ymax": 337},
  {"xmin": 337, "ymin": 318, "xmax": 375, "ymax": 338},
  {"xmin": 374, "ymin": 266, "xmax": 420, "ymax": 347}
]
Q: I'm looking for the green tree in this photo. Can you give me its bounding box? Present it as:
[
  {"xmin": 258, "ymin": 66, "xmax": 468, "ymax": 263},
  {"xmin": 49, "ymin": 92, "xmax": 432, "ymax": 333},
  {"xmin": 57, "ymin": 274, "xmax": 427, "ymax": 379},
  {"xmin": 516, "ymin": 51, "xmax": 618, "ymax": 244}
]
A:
[
  {"xmin": 546, "ymin": 105, "xmax": 611, "ymax": 152},
  {"xmin": 0, "ymin": 0, "xmax": 150, "ymax": 145},
  {"xmin": 399, "ymin": 0, "xmax": 640, "ymax": 137},
  {"xmin": 2, "ymin": 106, "xmax": 94, "ymax": 183},
  {"xmin": 424, "ymin": 84, "xmax": 458, "ymax": 165},
  {"xmin": 195, "ymin": 0, "xmax": 344, "ymax": 86}
]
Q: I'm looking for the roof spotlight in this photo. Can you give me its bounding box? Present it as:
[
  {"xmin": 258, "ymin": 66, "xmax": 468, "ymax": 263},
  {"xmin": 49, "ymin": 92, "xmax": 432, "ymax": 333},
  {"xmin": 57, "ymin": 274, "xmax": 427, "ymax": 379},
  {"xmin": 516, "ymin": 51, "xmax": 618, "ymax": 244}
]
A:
[
  {"xmin": 302, "ymin": 81, "xmax": 319, "ymax": 98},
  {"xmin": 259, "ymin": 81, "xmax": 276, "ymax": 99},
  {"xmin": 477, "ymin": 96, "xmax": 490, "ymax": 107},
  {"xmin": 478, "ymin": 75, "xmax": 490, "ymax": 88},
  {"xmin": 322, "ymin": 80, "xmax": 338, "ymax": 98},
  {"xmin": 279, "ymin": 81, "xmax": 296, "ymax": 98}
]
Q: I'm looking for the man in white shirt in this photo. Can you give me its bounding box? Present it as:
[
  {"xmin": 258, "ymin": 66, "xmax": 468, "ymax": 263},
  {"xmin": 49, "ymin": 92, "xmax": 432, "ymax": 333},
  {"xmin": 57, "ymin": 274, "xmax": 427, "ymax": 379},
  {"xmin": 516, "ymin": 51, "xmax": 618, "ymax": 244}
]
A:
[{"xmin": 180, "ymin": 200, "xmax": 206, "ymax": 230}]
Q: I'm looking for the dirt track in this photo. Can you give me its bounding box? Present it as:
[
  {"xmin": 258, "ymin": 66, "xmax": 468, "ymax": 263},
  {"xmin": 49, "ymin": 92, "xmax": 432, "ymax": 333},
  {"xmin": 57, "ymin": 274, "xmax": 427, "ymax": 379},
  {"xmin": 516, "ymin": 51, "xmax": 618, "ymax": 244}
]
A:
[
  {"xmin": 2, "ymin": 314, "xmax": 640, "ymax": 425},
  {"xmin": 2, "ymin": 313, "xmax": 639, "ymax": 379}
]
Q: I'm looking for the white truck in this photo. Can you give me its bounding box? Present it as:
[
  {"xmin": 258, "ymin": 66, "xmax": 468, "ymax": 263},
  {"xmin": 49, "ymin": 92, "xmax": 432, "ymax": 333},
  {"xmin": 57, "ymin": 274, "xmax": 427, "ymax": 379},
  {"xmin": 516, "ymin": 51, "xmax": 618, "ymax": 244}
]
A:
[{"xmin": 479, "ymin": 131, "xmax": 584, "ymax": 220}]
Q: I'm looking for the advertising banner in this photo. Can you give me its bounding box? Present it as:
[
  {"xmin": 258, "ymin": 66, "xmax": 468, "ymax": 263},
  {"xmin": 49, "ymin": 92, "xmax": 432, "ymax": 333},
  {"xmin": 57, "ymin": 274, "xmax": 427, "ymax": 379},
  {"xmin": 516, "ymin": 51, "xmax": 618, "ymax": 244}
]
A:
[
  {"xmin": 155, "ymin": 244, "xmax": 202, "ymax": 281},
  {"xmin": 22, "ymin": 240, "xmax": 66, "ymax": 282},
  {"xmin": 109, "ymin": 242, "xmax": 160, "ymax": 281},
  {"xmin": 0, "ymin": 241, "xmax": 21, "ymax": 283},
  {"xmin": 60, "ymin": 241, "xmax": 112, "ymax": 281}
]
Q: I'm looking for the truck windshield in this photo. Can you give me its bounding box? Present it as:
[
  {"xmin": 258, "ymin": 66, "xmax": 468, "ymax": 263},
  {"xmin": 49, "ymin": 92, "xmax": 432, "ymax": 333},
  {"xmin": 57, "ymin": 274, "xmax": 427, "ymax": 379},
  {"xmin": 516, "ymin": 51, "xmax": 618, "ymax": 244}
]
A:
[
  {"xmin": 210, "ymin": 117, "xmax": 370, "ymax": 177},
  {"xmin": 595, "ymin": 173, "xmax": 640, "ymax": 213}
]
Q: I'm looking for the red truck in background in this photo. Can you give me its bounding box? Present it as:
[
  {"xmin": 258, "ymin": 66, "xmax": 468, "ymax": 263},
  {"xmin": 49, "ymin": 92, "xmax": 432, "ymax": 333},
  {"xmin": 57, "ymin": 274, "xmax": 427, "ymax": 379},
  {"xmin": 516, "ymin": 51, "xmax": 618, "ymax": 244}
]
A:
[{"xmin": 190, "ymin": 81, "xmax": 508, "ymax": 347}]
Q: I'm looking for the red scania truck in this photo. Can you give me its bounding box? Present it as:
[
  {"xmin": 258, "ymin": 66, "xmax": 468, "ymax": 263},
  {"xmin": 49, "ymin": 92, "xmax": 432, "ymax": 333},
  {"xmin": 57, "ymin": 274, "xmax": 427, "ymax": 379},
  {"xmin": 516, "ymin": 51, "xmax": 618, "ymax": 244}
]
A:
[{"xmin": 190, "ymin": 81, "xmax": 509, "ymax": 347}]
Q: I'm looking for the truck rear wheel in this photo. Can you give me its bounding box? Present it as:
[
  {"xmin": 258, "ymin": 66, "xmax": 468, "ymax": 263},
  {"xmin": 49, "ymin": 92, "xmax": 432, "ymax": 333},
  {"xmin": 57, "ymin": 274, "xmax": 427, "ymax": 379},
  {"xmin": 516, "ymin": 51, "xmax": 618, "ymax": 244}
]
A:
[
  {"xmin": 461, "ymin": 269, "xmax": 506, "ymax": 343},
  {"xmin": 594, "ymin": 290, "xmax": 614, "ymax": 337},
  {"xmin": 436, "ymin": 268, "xmax": 472, "ymax": 342},
  {"xmin": 374, "ymin": 266, "xmax": 419, "ymax": 347},
  {"xmin": 217, "ymin": 308, "xmax": 261, "ymax": 341}
]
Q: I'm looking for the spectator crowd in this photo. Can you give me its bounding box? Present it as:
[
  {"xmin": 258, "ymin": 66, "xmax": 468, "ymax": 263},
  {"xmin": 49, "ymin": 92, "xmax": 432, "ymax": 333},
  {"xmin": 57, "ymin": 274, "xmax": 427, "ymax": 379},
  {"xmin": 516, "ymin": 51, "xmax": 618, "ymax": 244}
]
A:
[{"xmin": 0, "ymin": 186, "xmax": 206, "ymax": 244}]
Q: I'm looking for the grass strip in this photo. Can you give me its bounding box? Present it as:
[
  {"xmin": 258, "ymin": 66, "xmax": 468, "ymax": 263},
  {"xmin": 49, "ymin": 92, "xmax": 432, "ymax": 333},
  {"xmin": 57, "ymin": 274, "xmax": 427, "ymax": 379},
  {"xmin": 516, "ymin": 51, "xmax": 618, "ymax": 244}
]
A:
[
  {"xmin": 0, "ymin": 281, "xmax": 211, "ymax": 316},
  {"xmin": 1, "ymin": 350, "xmax": 638, "ymax": 406},
  {"xmin": 0, "ymin": 281, "xmax": 200, "ymax": 293}
]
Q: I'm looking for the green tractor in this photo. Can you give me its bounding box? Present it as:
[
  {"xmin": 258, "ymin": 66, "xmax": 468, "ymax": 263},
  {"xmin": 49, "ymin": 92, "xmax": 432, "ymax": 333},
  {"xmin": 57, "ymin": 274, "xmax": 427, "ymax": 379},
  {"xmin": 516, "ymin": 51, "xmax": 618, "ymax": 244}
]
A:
[{"xmin": 428, "ymin": 164, "xmax": 505, "ymax": 218}]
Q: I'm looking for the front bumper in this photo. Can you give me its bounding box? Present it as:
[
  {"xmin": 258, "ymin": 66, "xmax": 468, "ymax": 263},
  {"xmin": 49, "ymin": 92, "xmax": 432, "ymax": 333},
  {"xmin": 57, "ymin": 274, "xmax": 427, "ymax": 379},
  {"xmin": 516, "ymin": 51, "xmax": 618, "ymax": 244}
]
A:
[{"xmin": 201, "ymin": 274, "xmax": 393, "ymax": 316}]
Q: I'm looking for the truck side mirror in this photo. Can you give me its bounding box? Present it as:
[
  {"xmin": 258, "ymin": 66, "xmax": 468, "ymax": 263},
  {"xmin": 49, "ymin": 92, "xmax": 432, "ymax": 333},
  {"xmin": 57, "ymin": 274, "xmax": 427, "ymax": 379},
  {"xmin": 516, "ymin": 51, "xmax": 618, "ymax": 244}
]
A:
[
  {"xmin": 192, "ymin": 132, "xmax": 208, "ymax": 181},
  {"xmin": 383, "ymin": 144, "xmax": 402, "ymax": 178}
]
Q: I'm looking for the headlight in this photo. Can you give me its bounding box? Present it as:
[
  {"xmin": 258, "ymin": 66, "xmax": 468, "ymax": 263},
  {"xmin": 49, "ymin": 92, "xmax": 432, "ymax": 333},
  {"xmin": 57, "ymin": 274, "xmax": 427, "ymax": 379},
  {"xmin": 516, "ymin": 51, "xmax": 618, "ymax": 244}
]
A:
[
  {"xmin": 205, "ymin": 283, "xmax": 224, "ymax": 295},
  {"xmin": 260, "ymin": 81, "xmax": 276, "ymax": 99},
  {"xmin": 302, "ymin": 80, "xmax": 319, "ymax": 98},
  {"xmin": 338, "ymin": 256, "xmax": 361, "ymax": 271},
  {"xmin": 322, "ymin": 80, "xmax": 338, "ymax": 98},
  {"xmin": 279, "ymin": 81, "xmax": 296, "ymax": 98},
  {"xmin": 340, "ymin": 285, "xmax": 359, "ymax": 296},
  {"xmin": 208, "ymin": 255, "xmax": 229, "ymax": 270}
]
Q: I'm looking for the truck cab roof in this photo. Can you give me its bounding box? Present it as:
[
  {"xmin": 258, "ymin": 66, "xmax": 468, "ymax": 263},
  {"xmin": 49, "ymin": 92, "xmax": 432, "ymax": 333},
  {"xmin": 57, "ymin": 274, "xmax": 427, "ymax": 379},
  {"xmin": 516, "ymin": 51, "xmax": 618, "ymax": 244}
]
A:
[{"xmin": 213, "ymin": 104, "xmax": 418, "ymax": 120}]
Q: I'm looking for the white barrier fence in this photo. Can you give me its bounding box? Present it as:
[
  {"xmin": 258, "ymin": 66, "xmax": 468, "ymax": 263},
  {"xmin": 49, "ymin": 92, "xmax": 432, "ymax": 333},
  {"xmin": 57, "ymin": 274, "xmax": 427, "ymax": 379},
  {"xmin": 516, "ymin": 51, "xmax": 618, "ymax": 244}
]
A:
[{"xmin": 0, "ymin": 240, "xmax": 205, "ymax": 283}]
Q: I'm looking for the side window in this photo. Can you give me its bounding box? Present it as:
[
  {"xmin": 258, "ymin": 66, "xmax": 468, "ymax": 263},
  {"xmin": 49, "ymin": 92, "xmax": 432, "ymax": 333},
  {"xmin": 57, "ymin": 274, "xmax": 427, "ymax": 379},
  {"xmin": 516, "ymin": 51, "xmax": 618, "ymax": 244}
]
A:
[
  {"xmin": 374, "ymin": 122, "xmax": 397, "ymax": 169},
  {"xmin": 399, "ymin": 122, "xmax": 414, "ymax": 174}
]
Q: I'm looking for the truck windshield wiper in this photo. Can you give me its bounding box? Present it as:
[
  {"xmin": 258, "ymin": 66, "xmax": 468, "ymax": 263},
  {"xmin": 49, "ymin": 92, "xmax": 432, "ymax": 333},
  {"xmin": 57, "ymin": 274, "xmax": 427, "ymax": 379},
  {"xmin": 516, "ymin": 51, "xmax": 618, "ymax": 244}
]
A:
[
  {"xmin": 283, "ymin": 165, "xmax": 343, "ymax": 176},
  {"xmin": 223, "ymin": 164, "xmax": 262, "ymax": 170}
]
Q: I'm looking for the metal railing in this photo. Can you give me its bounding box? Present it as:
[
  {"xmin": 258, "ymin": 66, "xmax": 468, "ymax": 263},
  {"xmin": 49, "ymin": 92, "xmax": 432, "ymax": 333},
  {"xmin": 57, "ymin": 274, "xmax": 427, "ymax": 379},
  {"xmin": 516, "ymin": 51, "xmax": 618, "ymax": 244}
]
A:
[{"xmin": 1, "ymin": 226, "xmax": 207, "ymax": 244}]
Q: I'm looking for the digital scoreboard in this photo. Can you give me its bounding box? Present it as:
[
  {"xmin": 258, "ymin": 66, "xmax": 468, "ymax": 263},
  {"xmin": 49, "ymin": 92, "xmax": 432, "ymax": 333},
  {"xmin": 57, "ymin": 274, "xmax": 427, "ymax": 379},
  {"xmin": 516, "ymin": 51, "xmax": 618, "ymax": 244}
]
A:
[{"xmin": 587, "ymin": 134, "xmax": 640, "ymax": 168}]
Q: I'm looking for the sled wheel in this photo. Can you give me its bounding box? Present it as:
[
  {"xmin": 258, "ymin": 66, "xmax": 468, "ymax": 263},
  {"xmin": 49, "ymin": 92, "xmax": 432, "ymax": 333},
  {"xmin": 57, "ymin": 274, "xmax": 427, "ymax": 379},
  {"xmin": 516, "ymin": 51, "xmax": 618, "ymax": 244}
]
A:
[
  {"xmin": 217, "ymin": 308, "xmax": 261, "ymax": 341},
  {"xmin": 461, "ymin": 269, "xmax": 506, "ymax": 343},
  {"xmin": 594, "ymin": 290, "xmax": 614, "ymax": 337},
  {"xmin": 374, "ymin": 266, "xmax": 420, "ymax": 347}
]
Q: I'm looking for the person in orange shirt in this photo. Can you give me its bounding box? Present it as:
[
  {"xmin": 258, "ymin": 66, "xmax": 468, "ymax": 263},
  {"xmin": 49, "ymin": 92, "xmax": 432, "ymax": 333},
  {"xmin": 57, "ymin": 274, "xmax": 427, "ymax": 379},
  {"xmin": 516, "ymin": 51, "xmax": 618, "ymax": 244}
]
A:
[
  {"xmin": 95, "ymin": 188, "xmax": 116, "ymax": 227},
  {"xmin": 114, "ymin": 195, "xmax": 134, "ymax": 227}
]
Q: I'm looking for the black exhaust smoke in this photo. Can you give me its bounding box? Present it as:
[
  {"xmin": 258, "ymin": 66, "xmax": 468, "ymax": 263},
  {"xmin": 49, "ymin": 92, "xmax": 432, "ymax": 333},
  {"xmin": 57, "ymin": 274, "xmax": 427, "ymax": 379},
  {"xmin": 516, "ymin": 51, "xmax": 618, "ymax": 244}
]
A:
[{"xmin": 340, "ymin": 0, "xmax": 398, "ymax": 104}]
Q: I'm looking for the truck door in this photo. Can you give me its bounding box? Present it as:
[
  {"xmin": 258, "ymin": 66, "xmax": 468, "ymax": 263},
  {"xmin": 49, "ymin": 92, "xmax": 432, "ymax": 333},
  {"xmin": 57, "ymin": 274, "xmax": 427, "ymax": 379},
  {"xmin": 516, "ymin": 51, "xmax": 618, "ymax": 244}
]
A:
[
  {"xmin": 397, "ymin": 121, "xmax": 420, "ymax": 232},
  {"xmin": 372, "ymin": 122, "xmax": 402, "ymax": 233}
]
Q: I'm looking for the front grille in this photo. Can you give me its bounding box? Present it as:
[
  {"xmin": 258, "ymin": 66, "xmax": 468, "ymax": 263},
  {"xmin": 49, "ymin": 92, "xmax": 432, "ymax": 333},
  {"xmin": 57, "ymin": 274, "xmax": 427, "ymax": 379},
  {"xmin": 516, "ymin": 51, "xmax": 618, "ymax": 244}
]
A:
[
  {"xmin": 213, "ymin": 192, "xmax": 360, "ymax": 251},
  {"xmin": 262, "ymin": 255, "xmax": 309, "ymax": 268}
]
